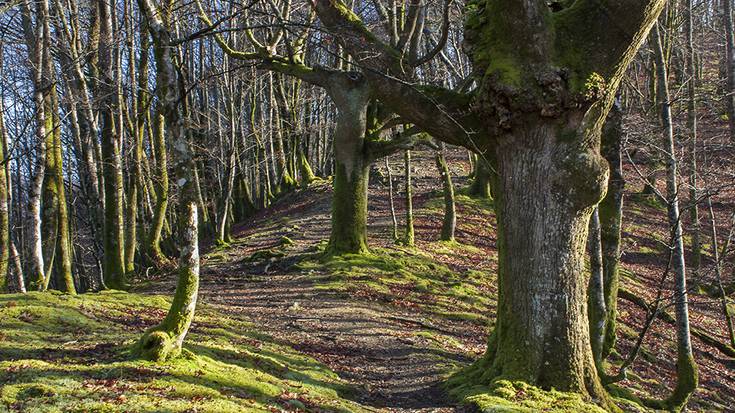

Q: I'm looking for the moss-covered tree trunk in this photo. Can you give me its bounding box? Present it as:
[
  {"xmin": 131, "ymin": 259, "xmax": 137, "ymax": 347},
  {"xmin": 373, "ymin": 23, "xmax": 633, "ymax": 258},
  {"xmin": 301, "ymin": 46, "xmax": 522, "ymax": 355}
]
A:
[
  {"xmin": 472, "ymin": 122, "xmax": 611, "ymax": 407},
  {"xmin": 436, "ymin": 149, "xmax": 456, "ymax": 242},
  {"xmin": 98, "ymin": 0, "xmax": 126, "ymax": 289},
  {"xmin": 135, "ymin": 0, "xmax": 200, "ymax": 362},
  {"xmin": 599, "ymin": 100, "xmax": 625, "ymax": 358},
  {"xmin": 146, "ymin": 109, "xmax": 170, "ymax": 268},
  {"xmin": 326, "ymin": 73, "xmax": 371, "ymax": 255},
  {"xmin": 48, "ymin": 91, "xmax": 76, "ymax": 294},
  {"xmin": 37, "ymin": 4, "xmax": 74, "ymax": 294},
  {"xmin": 468, "ymin": 157, "xmax": 492, "ymax": 199},
  {"xmin": 126, "ymin": 19, "xmax": 150, "ymax": 275}
]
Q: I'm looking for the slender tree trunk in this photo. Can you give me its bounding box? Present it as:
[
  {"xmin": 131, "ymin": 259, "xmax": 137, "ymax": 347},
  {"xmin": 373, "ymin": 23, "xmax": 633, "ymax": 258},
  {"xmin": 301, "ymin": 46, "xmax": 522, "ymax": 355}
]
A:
[
  {"xmin": 385, "ymin": 157, "xmax": 399, "ymax": 241},
  {"xmin": 126, "ymin": 17, "xmax": 150, "ymax": 275},
  {"xmin": 147, "ymin": 108, "xmax": 170, "ymax": 267},
  {"xmin": 724, "ymin": 0, "xmax": 735, "ymax": 142},
  {"xmin": 135, "ymin": 0, "xmax": 200, "ymax": 361},
  {"xmin": 436, "ymin": 149, "xmax": 456, "ymax": 242},
  {"xmin": 707, "ymin": 199, "xmax": 735, "ymax": 348},
  {"xmin": 0, "ymin": 102, "xmax": 8, "ymax": 292},
  {"xmin": 599, "ymin": 100, "xmax": 625, "ymax": 358},
  {"xmin": 588, "ymin": 207, "xmax": 606, "ymax": 369},
  {"xmin": 686, "ymin": 0, "xmax": 701, "ymax": 274},
  {"xmin": 647, "ymin": 24, "xmax": 698, "ymax": 410},
  {"xmin": 21, "ymin": 0, "xmax": 48, "ymax": 291},
  {"xmin": 403, "ymin": 150, "xmax": 415, "ymax": 247},
  {"xmin": 98, "ymin": 0, "xmax": 126, "ymax": 289}
]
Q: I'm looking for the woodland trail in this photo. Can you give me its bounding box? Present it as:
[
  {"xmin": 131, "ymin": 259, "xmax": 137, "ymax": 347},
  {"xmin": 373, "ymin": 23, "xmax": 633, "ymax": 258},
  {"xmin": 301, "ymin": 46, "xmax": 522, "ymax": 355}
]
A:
[{"xmin": 197, "ymin": 151, "xmax": 485, "ymax": 412}]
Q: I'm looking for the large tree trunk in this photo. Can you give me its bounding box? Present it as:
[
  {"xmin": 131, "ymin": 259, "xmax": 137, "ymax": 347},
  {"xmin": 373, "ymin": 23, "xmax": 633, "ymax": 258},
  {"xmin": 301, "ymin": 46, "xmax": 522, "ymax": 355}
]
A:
[
  {"xmin": 326, "ymin": 74, "xmax": 371, "ymax": 255},
  {"xmin": 479, "ymin": 122, "xmax": 609, "ymax": 405}
]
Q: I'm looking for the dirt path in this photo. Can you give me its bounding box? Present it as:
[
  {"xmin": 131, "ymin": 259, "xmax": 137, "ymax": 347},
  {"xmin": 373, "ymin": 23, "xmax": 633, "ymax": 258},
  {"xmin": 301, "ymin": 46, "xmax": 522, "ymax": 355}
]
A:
[{"xmin": 198, "ymin": 152, "xmax": 483, "ymax": 412}]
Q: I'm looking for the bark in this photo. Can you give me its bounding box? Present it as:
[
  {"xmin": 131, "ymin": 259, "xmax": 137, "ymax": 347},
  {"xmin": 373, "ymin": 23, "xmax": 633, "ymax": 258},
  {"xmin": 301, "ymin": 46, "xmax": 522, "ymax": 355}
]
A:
[
  {"xmin": 325, "ymin": 74, "xmax": 371, "ymax": 255},
  {"xmin": 599, "ymin": 100, "xmax": 625, "ymax": 358},
  {"xmin": 436, "ymin": 150, "xmax": 456, "ymax": 242}
]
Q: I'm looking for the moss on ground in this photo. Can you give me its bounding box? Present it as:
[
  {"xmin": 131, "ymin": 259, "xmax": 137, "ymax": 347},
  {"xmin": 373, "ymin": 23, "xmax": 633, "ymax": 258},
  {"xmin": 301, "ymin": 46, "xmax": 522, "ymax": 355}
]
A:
[
  {"xmin": 297, "ymin": 246, "xmax": 495, "ymax": 325},
  {"xmin": 450, "ymin": 379, "xmax": 610, "ymax": 413},
  {"xmin": 0, "ymin": 291, "xmax": 366, "ymax": 412}
]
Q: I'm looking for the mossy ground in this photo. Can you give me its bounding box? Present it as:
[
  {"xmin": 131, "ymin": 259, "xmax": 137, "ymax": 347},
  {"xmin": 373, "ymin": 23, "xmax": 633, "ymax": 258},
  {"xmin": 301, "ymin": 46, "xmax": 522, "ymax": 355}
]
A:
[
  {"xmin": 449, "ymin": 379, "xmax": 609, "ymax": 413},
  {"xmin": 297, "ymin": 244, "xmax": 496, "ymax": 326},
  {"xmin": 0, "ymin": 291, "xmax": 365, "ymax": 412}
]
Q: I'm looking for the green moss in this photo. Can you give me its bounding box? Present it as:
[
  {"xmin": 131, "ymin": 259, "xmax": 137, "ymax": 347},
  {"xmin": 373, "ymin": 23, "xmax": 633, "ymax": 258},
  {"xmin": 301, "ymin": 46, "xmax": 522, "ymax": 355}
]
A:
[
  {"xmin": 243, "ymin": 249, "xmax": 286, "ymax": 262},
  {"xmin": 0, "ymin": 292, "xmax": 367, "ymax": 412},
  {"xmin": 451, "ymin": 379, "xmax": 609, "ymax": 413},
  {"xmin": 298, "ymin": 247, "xmax": 495, "ymax": 325}
]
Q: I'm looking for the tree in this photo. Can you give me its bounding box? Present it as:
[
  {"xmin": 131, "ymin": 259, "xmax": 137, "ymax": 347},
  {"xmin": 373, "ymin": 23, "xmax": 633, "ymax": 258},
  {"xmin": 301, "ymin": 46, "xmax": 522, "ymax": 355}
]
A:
[
  {"xmin": 312, "ymin": 0, "xmax": 667, "ymax": 407},
  {"xmin": 645, "ymin": 22, "xmax": 697, "ymax": 411},
  {"xmin": 134, "ymin": 0, "xmax": 201, "ymax": 361},
  {"xmin": 97, "ymin": 0, "xmax": 127, "ymax": 289},
  {"xmin": 436, "ymin": 147, "xmax": 456, "ymax": 242}
]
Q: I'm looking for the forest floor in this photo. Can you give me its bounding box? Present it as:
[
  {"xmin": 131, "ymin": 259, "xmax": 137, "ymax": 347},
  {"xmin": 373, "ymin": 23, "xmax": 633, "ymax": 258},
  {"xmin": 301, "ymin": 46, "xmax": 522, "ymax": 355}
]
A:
[{"xmin": 2, "ymin": 148, "xmax": 735, "ymax": 412}]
